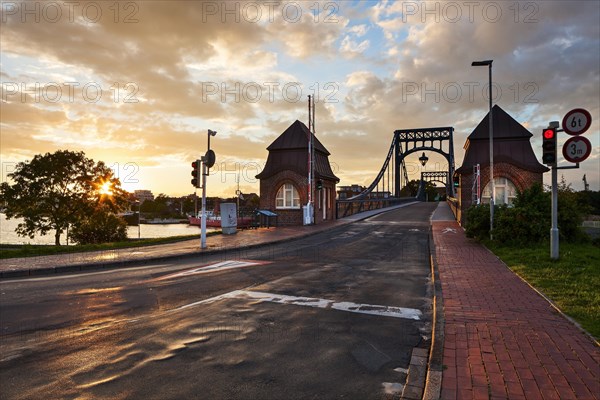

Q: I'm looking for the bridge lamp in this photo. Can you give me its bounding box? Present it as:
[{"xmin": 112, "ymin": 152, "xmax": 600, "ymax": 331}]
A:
[{"xmin": 419, "ymin": 152, "xmax": 429, "ymax": 167}]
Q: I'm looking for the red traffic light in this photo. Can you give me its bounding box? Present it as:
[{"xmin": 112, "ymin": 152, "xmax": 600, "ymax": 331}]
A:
[
  {"xmin": 543, "ymin": 129, "xmax": 555, "ymax": 140},
  {"xmin": 191, "ymin": 159, "xmax": 201, "ymax": 188}
]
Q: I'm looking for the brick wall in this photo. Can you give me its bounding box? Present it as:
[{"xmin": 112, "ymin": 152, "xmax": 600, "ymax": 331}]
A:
[{"xmin": 259, "ymin": 170, "xmax": 336, "ymax": 225}]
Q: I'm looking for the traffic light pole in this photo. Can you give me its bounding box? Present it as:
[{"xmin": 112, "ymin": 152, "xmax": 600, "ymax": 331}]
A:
[
  {"xmin": 550, "ymin": 164, "xmax": 558, "ymax": 259},
  {"xmin": 547, "ymin": 123, "xmax": 579, "ymax": 260},
  {"xmin": 201, "ymin": 160, "xmax": 207, "ymax": 249},
  {"xmin": 200, "ymin": 129, "xmax": 217, "ymax": 249}
]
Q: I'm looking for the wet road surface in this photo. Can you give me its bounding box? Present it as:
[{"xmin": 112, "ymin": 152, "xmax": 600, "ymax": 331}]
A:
[{"xmin": 0, "ymin": 202, "xmax": 436, "ymax": 399}]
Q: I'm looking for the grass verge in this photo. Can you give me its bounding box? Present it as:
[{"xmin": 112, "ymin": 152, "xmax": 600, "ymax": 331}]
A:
[
  {"xmin": 0, "ymin": 231, "xmax": 221, "ymax": 259},
  {"xmin": 485, "ymin": 240, "xmax": 599, "ymax": 340}
]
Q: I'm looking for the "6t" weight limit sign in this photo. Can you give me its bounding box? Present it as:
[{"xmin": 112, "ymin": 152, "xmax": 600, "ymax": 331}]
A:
[{"xmin": 562, "ymin": 108, "xmax": 592, "ymax": 135}]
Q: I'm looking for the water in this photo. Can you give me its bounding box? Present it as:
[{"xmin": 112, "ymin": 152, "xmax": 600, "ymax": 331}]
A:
[{"xmin": 0, "ymin": 214, "xmax": 210, "ymax": 245}]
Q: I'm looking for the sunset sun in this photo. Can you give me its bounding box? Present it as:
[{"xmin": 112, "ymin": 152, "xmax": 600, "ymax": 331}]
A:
[{"xmin": 99, "ymin": 182, "xmax": 113, "ymax": 196}]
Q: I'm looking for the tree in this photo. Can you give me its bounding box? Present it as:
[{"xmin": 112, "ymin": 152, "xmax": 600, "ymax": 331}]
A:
[
  {"xmin": 399, "ymin": 179, "xmax": 437, "ymax": 200},
  {"xmin": 68, "ymin": 205, "xmax": 128, "ymax": 244},
  {"xmin": 0, "ymin": 150, "xmax": 129, "ymax": 245}
]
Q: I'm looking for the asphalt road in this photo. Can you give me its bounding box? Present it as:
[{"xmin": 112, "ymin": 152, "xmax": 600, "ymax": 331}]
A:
[{"xmin": 0, "ymin": 202, "xmax": 437, "ymax": 400}]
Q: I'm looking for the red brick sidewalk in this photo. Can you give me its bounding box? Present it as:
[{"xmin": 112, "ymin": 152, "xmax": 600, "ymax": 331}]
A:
[{"xmin": 432, "ymin": 220, "xmax": 600, "ymax": 400}]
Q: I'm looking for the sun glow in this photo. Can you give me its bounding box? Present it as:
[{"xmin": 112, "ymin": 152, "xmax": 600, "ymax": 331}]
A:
[{"xmin": 99, "ymin": 181, "xmax": 113, "ymax": 196}]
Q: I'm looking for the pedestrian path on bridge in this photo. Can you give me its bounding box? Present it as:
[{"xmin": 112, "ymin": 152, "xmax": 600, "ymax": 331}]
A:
[{"xmin": 429, "ymin": 202, "xmax": 599, "ymax": 400}]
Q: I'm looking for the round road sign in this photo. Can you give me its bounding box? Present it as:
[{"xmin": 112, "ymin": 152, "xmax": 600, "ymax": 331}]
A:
[
  {"xmin": 562, "ymin": 108, "xmax": 592, "ymax": 135},
  {"xmin": 204, "ymin": 149, "xmax": 216, "ymax": 168},
  {"xmin": 562, "ymin": 136, "xmax": 592, "ymax": 163}
]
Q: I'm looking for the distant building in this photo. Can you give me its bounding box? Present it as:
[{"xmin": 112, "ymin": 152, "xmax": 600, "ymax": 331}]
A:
[
  {"xmin": 134, "ymin": 190, "xmax": 154, "ymax": 203},
  {"xmin": 367, "ymin": 191, "xmax": 391, "ymax": 199},
  {"xmin": 256, "ymin": 120, "xmax": 339, "ymax": 225},
  {"xmin": 453, "ymin": 105, "xmax": 548, "ymax": 223},
  {"xmin": 337, "ymin": 184, "xmax": 365, "ymax": 200}
]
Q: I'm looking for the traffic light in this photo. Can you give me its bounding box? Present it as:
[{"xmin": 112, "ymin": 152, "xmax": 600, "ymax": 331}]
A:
[
  {"xmin": 453, "ymin": 176, "xmax": 459, "ymax": 188},
  {"xmin": 316, "ymin": 180, "xmax": 323, "ymax": 190},
  {"xmin": 191, "ymin": 159, "xmax": 201, "ymax": 188},
  {"xmin": 542, "ymin": 127, "xmax": 557, "ymax": 165}
]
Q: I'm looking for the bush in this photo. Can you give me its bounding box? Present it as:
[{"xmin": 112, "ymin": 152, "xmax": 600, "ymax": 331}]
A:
[
  {"xmin": 494, "ymin": 184, "xmax": 550, "ymax": 244},
  {"xmin": 556, "ymin": 178, "xmax": 591, "ymax": 242},
  {"xmin": 465, "ymin": 182, "xmax": 588, "ymax": 245},
  {"xmin": 69, "ymin": 209, "xmax": 128, "ymax": 244},
  {"xmin": 465, "ymin": 203, "xmax": 490, "ymax": 240}
]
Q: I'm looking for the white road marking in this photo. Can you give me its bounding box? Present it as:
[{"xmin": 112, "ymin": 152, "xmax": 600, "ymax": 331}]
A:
[
  {"xmin": 382, "ymin": 382, "xmax": 404, "ymax": 395},
  {"xmin": 442, "ymin": 227, "xmax": 456, "ymax": 234},
  {"xmin": 394, "ymin": 367, "xmax": 409, "ymax": 374},
  {"xmin": 176, "ymin": 290, "xmax": 422, "ymax": 320},
  {"xmin": 155, "ymin": 260, "xmax": 269, "ymax": 281}
]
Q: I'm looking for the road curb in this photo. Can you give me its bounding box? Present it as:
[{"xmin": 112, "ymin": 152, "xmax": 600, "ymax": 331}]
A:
[
  {"xmin": 401, "ymin": 347, "xmax": 429, "ymax": 399},
  {"xmin": 1, "ymin": 202, "xmax": 420, "ymax": 279},
  {"xmin": 421, "ymin": 225, "xmax": 445, "ymax": 400}
]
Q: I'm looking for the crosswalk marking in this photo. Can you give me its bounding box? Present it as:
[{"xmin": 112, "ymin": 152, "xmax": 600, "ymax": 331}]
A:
[{"xmin": 154, "ymin": 260, "xmax": 270, "ymax": 281}]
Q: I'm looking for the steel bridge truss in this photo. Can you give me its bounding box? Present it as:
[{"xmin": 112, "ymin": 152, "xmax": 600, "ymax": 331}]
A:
[
  {"xmin": 347, "ymin": 126, "xmax": 456, "ymax": 201},
  {"xmin": 416, "ymin": 171, "xmax": 450, "ymax": 201}
]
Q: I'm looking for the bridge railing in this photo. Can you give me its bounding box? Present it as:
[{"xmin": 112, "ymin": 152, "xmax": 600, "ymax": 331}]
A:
[{"xmin": 335, "ymin": 197, "xmax": 416, "ymax": 219}]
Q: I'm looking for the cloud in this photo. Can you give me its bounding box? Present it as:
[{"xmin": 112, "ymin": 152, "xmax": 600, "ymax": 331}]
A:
[{"xmin": 1, "ymin": 0, "xmax": 598, "ymax": 195}]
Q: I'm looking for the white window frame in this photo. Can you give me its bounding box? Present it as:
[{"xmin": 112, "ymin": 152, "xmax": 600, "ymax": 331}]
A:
[
  {"xmin": 481, "ymin": 177, "xmax": 517, "ymax": 206},
  {"xmin": 275, "ymin": 183, "xmax": 300, "ymax": 209}
]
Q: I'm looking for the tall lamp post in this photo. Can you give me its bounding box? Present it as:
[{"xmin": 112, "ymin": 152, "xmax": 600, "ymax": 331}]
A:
[{"xmin": 471, "ymin": 59, "xmax": 494, "ymax": 239}]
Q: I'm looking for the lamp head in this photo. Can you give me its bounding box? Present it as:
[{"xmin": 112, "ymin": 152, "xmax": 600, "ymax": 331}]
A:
[
  {"xmin": 471, "ymin": 60, "xmax": 493, "ymax": 66},
  {"xmin": 208, "ymin": 129, "xmax": 217, "ymax": 136}
]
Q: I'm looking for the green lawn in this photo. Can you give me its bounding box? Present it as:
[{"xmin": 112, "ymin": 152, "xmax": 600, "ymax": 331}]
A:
[
  {"xmin": 485, "ymin": 241, "xmax": 600, "ymax": 340},
  {"xmin": 0, "ymin": 232, "xmax": 221, "ymax": 259}
]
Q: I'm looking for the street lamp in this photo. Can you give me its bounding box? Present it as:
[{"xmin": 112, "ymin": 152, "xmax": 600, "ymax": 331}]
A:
[
  {"xmin": 419, "ymin": 152, "xmax": 429, "ymax": 167},
  {"xmin": 471, "ymin": 59, "xmax": 494, "ymax": 239}
]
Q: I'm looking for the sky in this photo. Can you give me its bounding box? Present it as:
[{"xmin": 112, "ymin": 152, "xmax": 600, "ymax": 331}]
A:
[{"xmin": 1, "ymin": 0, "xmax": 599, "ymax": 197}]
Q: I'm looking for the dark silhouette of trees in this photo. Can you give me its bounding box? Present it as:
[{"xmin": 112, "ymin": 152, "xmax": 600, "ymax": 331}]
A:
[{"xmin": 0, "ymin": 150, "xmax": 129, "ymax": 245}]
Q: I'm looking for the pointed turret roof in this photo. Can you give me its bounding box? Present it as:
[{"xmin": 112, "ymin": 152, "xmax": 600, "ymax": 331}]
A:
[
  {"xmin": 267, "ymin": 120, "xmax": 330, "ymax": 155},
  {"xmin": 468, "ymin": 104, "xmax": 532, "ymax": 140},
  {"xmin": 256, "ymin": 120, "xmax": 338, "ymax": 181},
  {"xmin": 456, "ymin": 105, "xmax": 548, "ymax": 174}
]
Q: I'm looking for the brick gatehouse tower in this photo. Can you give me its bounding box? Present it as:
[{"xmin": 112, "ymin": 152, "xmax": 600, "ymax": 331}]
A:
[
  {"xmin": 256, "ymin": 120, "xmax": 339, "ymax": 225},
  {"xmin": 453, "ymin": 105, "xmax": 548, "ymax": 223}
]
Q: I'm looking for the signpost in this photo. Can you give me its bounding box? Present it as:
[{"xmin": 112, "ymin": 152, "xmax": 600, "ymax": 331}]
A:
[
  {"xmin": 562, "ymin": 108, "xmax": 592, "ymax": 136},
  {"xmin": 563, "ymin": 136, "xmax": 592, "ymax": 164},
  {"xmin": 547, "ymin": 108, "xmax": 593, "ymax": 260}
]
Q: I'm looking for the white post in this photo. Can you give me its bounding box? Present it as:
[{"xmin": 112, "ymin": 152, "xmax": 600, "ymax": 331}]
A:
[
  {"xmin": 550, "ymin": 165, "xmax": 559, "ymax": 259},
  {"xmin": 201, "ymin": 161, "xmax": 207, "ymax": 249},
  {"xmin": 201, "ymin": 130, "xmax": 216, "ymax": 249}
]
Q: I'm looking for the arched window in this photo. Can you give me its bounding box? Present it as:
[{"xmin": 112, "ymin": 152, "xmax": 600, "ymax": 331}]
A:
[
  {"xmin": 482, "ymin": 177, "xmax": 517, "ymax": 206},
  {"xmin": 276, "ymin": 183, "xmax": 300, "ymax": 209}
]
